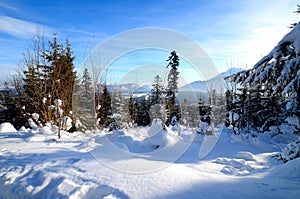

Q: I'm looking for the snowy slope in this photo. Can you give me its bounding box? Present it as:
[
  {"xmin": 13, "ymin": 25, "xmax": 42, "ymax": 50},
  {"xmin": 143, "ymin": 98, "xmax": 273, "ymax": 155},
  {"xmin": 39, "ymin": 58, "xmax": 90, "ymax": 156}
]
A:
[{"xmin": 0, "ymin": 122, "xmax": 299, "ymax": 199}]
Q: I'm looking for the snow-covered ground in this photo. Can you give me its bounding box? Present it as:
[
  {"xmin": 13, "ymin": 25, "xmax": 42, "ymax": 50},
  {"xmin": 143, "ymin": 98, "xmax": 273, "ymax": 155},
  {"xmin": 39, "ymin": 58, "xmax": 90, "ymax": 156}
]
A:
[{"xmin": 0, "ymin": 121, "xmax": 299, "ymax": 199}]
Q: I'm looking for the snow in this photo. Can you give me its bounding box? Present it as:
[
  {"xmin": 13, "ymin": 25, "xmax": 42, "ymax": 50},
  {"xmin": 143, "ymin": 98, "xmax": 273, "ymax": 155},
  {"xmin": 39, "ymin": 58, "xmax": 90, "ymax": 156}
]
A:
[
  {"xmin": 62, "ymin": 116, "xmax": 72, "ymax": 131},
  {"xmin": 226, "ymin": 22, "xmax": 300, "ymax": 100},
  {"xmin": 0, "ymin": 122, "xmax": 299, "ymax": 198},
  {"xmin": 280, "ymin": 140, "xmax": 300, "ymax": 162},
  {"xmin": 32, "ymin": 113, "xmax": 39, "ymax": 121},
  {"xmin": 96, "ymin": 105, "xmax": 101, "ymax": 111},
  {"xmin": 197, "ymin": 121, "xmax": 212, "ymax": 134},
  {"xmin": 279, "ymin": 22, "xmax": 300, "ymax": 55},
  {"xmin": 0, "ymin": 122, "xmax": 17, "ymax": 133},
  {"xmin": 54, "ymin": 99, "xmax": 62, "ymax": 107},
  {"xmin": 28, "ymin": 118, "xmax": 38, "ymax": 128},
  {"xmin": 286, "ymin": 116, "xmax": 300, "ymax": 128}
]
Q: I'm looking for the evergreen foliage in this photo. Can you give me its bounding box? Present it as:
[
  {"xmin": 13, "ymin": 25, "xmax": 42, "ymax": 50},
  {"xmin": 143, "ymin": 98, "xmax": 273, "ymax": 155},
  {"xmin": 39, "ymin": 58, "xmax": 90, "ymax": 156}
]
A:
[
  {"xmin": 111, "ymin": 87, "xmax": 132, "ymax": 129},
  {"xmin": 128, "ymin": 96, "xmax": 151, "ymax": 126},
  {"xmin": 149, "ymin": 75, "xmax": 166, "ymax": 123},
  {"xmin": 0, "ymin": 82, "xmax": 26, "ymax": 128},
  {"xmin": 165, "ymin": 51, "xmax": 180, "ymax": 125},
  {"xmin": 151, "ymin": 75, "xmax": 164, "ymax": 105},
  {"xmin": 97, "ymin": 84, "xmax": 113, "ymax": 128},
  {"xmin": 15, "ymin": 33, "xmax": 76, "ymax": 128},
  {"xmin": 226, "ymin": 21, "xmax": 300, "ymax": 135},
  {"xmin": 72, "ymin": 68, "xmax": 94, "ymax": 131}
]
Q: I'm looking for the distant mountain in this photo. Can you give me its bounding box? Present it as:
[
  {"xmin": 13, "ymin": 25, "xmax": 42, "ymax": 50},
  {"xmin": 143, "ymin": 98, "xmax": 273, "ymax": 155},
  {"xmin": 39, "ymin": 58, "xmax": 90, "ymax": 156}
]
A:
[
  {"xmin": 107, "ymin": 67, "xmax": 243, "ymax": 104},
  {"xmin": 177, "ymin": 67, "xmax": 243, "ymax": 104},
  {"xmin": 179, "ymin": 67, "xmax": 243, "ymax": 93},
  {"xmin": 219, "ymin": 67, "xmax": 244, "ymax": 78},
  {"xmin": 108, "ymin": 83, "xmax": 152, "ymax": 96},
  {"xmin": 133, "ymin": 84, "xmax": 152, "ymax": 93}
]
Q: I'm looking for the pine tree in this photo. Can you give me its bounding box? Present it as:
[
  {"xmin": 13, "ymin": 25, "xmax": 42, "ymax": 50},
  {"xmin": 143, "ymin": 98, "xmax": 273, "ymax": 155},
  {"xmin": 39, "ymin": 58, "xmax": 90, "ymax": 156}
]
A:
[
  {"xmin": 165, "ymin": 51, "xmax": 180, "ymax": 125},
  {"xmin": 290, "ymin": 5, "xmax": 300, "ymax": 28},
  {"xmin": 41, "ymin": 35, "xmax": 77, "ymax": 129},
  {"xmin": 111, "ymin": 87, "xmax": 131, "ymax": 129},
  {"xmin": 198, "ymin": 97, "xmax": 211, "ymax": 124},
  {"xmin": 129, "ymin": 95, "xmax": 136, "ymax": 122},
  {"xmin": 137, "ymin": 98, "xmax": 151, "ymax": 126},
  {"xmin": 44, "ymin": 36, "xmax": 76, "ymax": 115},
  {"xmin": 17, "ymin": 31, "xmax": 49, "ymax": 124},
  {"xmin": 73, "ymin": 68, "xmax": 94, "ymax": 130},
  {"xmin": 180, "ymin": 99, "xmax": 190, "ymax": 126},
  {"xmin": 23, "ymin": 64, "xmax": 42, "ymax": 114},
  {"xmin": 16, "ymin": 33, "xmax": 76, "ymax": 130},
  {"xmin": 150, "ymin": 75, "xmax": 165, "ymax": 122},
  {"xmin": 80, "ymin": 68, "xmax": 93, "ymax": 111},
  {"xmin": 61, "ymin": 39, "xmax": 76, "ymax": 114},
  {"xmin": 0, "ymin": 82, "xmax": 25, "ymax": 128},
  {"xmin": 216, "ymin": 90, "xmax": 226, "ymax": 125},
  {"xmin": 97, "ymin": 84, "xmax": 113, "ymax": 128},
  {"xmin": 226, "ymin": 22, "xmax": 300, "ymax": 134},
  {"xmin": 151, "ymin": 75, "xmax": 164, "ymax": 105}
]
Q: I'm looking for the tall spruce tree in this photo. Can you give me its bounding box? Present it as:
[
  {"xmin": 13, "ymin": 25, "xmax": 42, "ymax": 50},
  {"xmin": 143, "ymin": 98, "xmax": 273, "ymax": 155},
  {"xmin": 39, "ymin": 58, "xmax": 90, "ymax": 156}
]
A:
[
  {"xmin": 151, "ymin": 75, "xmax": 164, "ymax": 105},
  {"xmin": 150, "ymin": 75, "xmax": 165, "ymax": 122},
  {"xmin": 44, "ymin": 36, "xmax": 76, "ymax": 116},
  {"xmin": 111, "ymin": 87, "xmax": 131, "ymax": 129},
  {"xmin": 166, "ymin": 51, "xmax": 180, "ymax": 126},
  {"xmin": 73, "ymin": 68, "xmax": 93, "ymax": 130},
  {"xmin": 80, "ymin": 68, "xmax": 93, "ymax": 111},
  {"xmin": 137, "ymin": 98, "xmax": 151, "ymax": 126},
  {"xmin": 128, "ymin": 95, "xmax": 137, "ymax": 126},
  {"xmin": 97, "ymin": 84, "xmax": 113, "ymax": 128}
]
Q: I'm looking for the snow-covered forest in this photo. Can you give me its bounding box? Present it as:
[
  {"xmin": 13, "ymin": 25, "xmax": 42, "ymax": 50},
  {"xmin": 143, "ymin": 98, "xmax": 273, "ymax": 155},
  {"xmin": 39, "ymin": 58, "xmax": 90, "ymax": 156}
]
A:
[{"xmin": 0, "ymin": 5, "xmax": 300, "ymax": 199}]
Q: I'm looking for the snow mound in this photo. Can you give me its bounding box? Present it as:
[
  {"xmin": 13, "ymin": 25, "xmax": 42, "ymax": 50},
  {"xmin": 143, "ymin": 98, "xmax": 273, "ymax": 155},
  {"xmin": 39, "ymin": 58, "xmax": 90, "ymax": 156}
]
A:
[
  {"xmin": 39, "ymin": 126, "xmax": 53, "ymax": 134},
  {"xmin": 0, "ymin": 122, "xmax": 17, "ymax": 133},
  {"xmin": 214, "ymin": 151, "xmax": 268, "ymax": 176},
  {"xmin": 267, "ymin": 158, "xmax": 300, "ymax": 180},
  {"xmin": 145, "ymin": 128, "xmax": 179, "ymax": 149},
  {"xmin": 236, "ymin": 151, "xmax": 256, "ymax": 161},
  {"xmin": 148, "ymin": 119, "xmax": 163, "ymax": 137},
  {"xmin": 112, "ymin": 142, "xmax": 129, "ymax": 152}
]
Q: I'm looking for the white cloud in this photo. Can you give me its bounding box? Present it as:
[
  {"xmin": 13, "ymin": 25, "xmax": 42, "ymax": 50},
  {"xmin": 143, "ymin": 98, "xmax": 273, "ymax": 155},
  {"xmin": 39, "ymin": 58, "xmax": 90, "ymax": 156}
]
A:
[
  {"xmin": 0, "ymin": 2, "xmax": 19, "ymax": 11},
  {"xmin": 0, "ymin": 16, "xmax": 50, "ymax": 38}
]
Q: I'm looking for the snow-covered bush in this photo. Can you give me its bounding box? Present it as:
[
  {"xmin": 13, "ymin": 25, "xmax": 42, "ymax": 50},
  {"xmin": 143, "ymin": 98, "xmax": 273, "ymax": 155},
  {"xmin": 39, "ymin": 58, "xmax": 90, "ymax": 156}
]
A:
[
  {"xmin": 277, "ymin": 140, "xmax": 300, "ymax": 163},
  {"xmin": 170, "ymin": 116, "xmax": 177, "ymax": 125},
  {"xmin": 197, "ymin": 122, "xmax": 213, "ymax": 135},
  {"xmin": 62, "ymin": 116, "xmax": 72, "ymax": 131}
]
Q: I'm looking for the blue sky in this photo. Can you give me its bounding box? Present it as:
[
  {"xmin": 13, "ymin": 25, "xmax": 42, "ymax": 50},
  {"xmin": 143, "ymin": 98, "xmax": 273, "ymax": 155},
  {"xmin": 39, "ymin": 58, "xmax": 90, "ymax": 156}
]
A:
[{"xmin": 0, "ymin": 0, "xmax": 299, "ymax": 84}]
